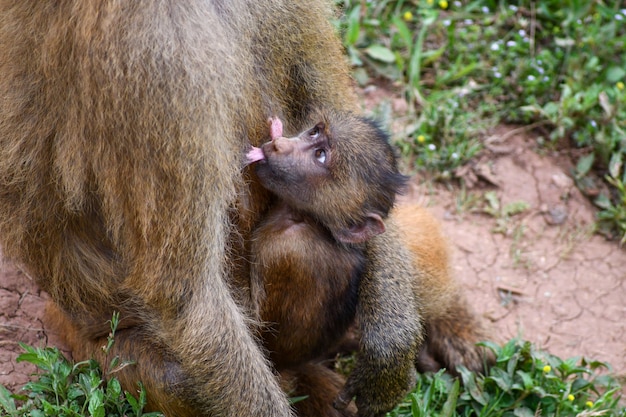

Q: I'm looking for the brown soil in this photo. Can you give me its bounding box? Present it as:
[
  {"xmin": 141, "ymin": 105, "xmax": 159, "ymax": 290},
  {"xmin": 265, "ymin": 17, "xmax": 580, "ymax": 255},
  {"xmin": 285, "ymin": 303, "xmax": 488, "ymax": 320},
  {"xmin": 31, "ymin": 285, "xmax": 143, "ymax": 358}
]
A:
[
  {"xmin": 1, "ymin": 120, "xmax": 625, "ymax": 396},
  {"xmin": 402, "ymin": 129, "xmax": 626, "ymax": 376}
]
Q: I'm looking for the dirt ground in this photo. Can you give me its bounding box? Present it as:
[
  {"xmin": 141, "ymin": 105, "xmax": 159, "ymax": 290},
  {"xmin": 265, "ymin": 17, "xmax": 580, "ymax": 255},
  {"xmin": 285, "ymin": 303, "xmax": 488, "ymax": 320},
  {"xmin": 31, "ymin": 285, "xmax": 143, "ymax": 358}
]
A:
[
  {"xmin": 1, "ymin": 121, "xmax": 624, "ymax": 396},
  {"xmin": 402, "ymin": 129, "xmax": 626, "ymax": 377}
]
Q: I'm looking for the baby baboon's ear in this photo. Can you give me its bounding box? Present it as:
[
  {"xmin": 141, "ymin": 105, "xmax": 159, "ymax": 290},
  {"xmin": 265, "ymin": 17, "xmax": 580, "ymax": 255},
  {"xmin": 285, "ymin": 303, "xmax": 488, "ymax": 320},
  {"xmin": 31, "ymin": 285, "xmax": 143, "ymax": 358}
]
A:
[{"xmin": 333, "ymin": 213, "xmax": 385, "ymax": 244}]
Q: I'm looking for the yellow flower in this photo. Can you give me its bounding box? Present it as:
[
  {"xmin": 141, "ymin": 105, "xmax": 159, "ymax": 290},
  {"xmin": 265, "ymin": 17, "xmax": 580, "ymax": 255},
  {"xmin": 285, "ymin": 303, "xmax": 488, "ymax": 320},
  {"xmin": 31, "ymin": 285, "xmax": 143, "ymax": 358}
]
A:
[
  {"xmin": 567, "ymin": 394, "xmax": 575, "ymax": 401},
  {"xmin": 427, "ymin": 0, "xmax": 434, "ymax": 5},
  {"xmin": 586, "ymin": 401, "xmax": 594, "ymax": 408},
  {"xmin": 543, "ymin": 365, "xmax": 551, "ymax": 373},
  {"xmin": 403, "ymin": 11, "xmax": 413, "ymax": 21},
  {"xmin": 439, "ymin": 0, "xmax": 448, "ymax": 9},
  {"xmin": 417, "ymin": 135, "xmax": 426, "ymax": 144},
  {"xmin": 617, "ymin": 81, "xmax": 625, "ymax": 90}
]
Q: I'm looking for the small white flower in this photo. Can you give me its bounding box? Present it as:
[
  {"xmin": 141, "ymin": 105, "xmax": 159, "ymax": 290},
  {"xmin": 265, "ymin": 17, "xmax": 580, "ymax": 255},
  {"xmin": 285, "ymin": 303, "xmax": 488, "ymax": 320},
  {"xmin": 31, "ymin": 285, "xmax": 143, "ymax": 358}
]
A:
[
  {"xmin": 518, "ymin": 29, "xmax": 527, "ymax": 37},
  {"xmin": 493, "ymin": 71, "xmax": 502, "ymax": 79},
  {"xmin": 616, "ymin": 14, "xmax": 624, "ymax": 21},
  {"xmin": 490, "ymin": 42, "xmax": 500, "ymax": 51},
  {"xmin": 537, "ymin": 67, "xmax": 544, "ymax": 74},
  {"xmin": 506, "ymin": 40, "xmax": 516, "ymax": 47},
  {"xmin": 443, "ymin": 19, "xmax": 451, "ymax": 27},
  {"xmin": 428, "ymin": 144, "xmax": 436, "ymax": 151},
  {"xmin": 590, "ymin": 120, "xmax": 598, "ymax": 128},
  {"xmin": 451, "ymin": 152, "xmax": 459, "ymax": 159},
  {"xmin": 509, "ymin": 5, "xmax": 518, "ymax": 12},
  {"xmin": 464, "ymin": 19, "xmax": 473, "ymax": 25},
  {"xmin": 482, "ymin": 6, "xmax": 489, "ymax": 13},
  {"xmin": 453, "ymin": 1, "xmax": 461, "ymax": 7},
  {"xmin": 527, "ymin": 75, "xmax": 536, "ymax": 81},
  {"xmin": 543, "ymin": 76, "xmax": 549, "ymax": 82}
]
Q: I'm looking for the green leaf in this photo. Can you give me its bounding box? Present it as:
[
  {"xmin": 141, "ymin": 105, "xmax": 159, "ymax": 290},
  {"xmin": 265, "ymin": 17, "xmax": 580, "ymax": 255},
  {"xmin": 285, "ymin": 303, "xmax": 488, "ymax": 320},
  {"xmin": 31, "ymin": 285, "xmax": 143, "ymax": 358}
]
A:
[
  {"xmin": 288, "ymin": 395, "xmax": 309, "ymax": 405},
  {"xmin": 606, "ymin": 66, "xmax": 626, "ymax": 83},
  {"xmin": 542, "ymin": 102, "xmax": 560, "ymax": 119},
  {"xmin": 498, "ymin": 338, "xmax": 518, "ymax": 362},
  {"xmin": 0, "ymin": 385, "xmax": 17, "ymax": 415},
  {"xmin": 410, "ymin": 392, "xmax": 423, "ymax": 417},
  {"xmin": 513, "ymin": 407, "xmax": 535, "ymax": 417},
  {"xmin": 609, "ymin": 152, "xmax": 623, "ymax": 180},
  {"xmin": 16, "ymin": 348, "xmax": 51, "ymax": 372},
  {"xmin": 478, "ymin": 340, "xmax": 502, "ymax": 358},
  {"xmin": 126, "ymin": 392, "xmax": 140, "ymax": 412},
  {"xmin": 365, "ymin": 44, "xmax": 396, "ymax": 63},
  {"xmin": 88, "ymin": 390, "xmax": 105, "ymax": 417},
  {"xmin": 594, "ymin": 193, "xmax": 613, "ymax": 210},
  {"xmin": 392, "ymin": 15, "xmax": 413, "ymax": 53},
  {"xmin": 516, "ymin": 370, "xmax": 535, "ymax": 391},
  {"xmin": 107, "ymin": 378, "xmax": 122, "ymax": 400},
  {"xmin": 488, "ymin": 367, "xmax": 513, "ymax": 391},
  {"xmin": 458, "ymin": 365, "xmax": 488, "ymax": 405},
  {"xmin": 441, "ymin": 378, "xmax": 459, "ymax": 417},
  {"xmin": 575, "ymin": 153, "xmax": 595, "ymax": 178},
  {"xmin": 344, "ymin": 5, "xmax": 361, "ymax": 47}
]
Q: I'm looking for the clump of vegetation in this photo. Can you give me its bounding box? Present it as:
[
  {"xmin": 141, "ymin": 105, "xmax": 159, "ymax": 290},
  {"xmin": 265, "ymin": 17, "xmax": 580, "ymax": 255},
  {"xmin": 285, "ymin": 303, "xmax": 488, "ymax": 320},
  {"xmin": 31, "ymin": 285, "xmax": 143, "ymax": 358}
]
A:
[
  {"xmin": 0, "ymin": 313, "xmax": 163, "ymax": 417},
  {"xmin": 336, "ymin": 0, "xmax": 626, "ymax": 242},
  {"xmin": 389, "ymin": 338, "xmax": 625, "ymax": 417}
]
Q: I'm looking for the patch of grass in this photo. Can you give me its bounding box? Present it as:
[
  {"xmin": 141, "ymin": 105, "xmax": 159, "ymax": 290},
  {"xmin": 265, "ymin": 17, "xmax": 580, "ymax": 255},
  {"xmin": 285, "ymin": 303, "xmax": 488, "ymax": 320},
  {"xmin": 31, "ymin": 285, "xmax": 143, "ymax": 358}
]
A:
[
  {"xmin": 388, "ymin": 338, "xmax": 625, "ymax": 417},
  {"xmin": 2, "ymin": 326, "xmax": 623, "ymax": 417},
  {"xmin": 0, "ymin": 313, "xmax": 163, "ymax": 417},
  {"xmin": 335, "ymin": 0, "xmax": 626, "ymax": 242}
]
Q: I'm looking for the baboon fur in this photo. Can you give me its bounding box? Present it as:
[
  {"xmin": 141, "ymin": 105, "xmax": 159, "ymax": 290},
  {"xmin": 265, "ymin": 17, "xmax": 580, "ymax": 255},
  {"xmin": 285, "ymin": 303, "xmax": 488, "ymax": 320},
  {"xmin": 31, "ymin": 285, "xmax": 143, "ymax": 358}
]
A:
[{"xmin": 0, "ymin": 2, "xmax": 489, "ymax": 416}]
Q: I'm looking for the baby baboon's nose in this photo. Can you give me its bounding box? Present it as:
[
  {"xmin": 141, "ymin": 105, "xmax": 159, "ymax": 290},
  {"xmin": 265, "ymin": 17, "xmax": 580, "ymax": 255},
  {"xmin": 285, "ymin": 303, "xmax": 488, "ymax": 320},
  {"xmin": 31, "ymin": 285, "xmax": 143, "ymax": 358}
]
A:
[{"xmin": 271, "ymin": 137, "xmax": 293, "ymax": 154}]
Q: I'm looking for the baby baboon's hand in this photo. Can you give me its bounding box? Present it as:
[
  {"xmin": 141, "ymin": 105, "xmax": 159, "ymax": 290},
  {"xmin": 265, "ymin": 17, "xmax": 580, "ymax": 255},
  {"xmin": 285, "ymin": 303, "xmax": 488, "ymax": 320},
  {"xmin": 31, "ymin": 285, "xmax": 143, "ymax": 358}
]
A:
[{"xmin": 335, "ymin": 352, "xmax": 417, "ymax": 417}]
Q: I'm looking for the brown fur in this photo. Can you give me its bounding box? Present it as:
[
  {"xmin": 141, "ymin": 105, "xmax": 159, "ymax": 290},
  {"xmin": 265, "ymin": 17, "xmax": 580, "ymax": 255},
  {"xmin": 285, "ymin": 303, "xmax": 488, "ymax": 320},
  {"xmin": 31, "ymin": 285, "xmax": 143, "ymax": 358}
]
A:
[
  {"xmin": 0, "ymin": 2, "xmax": 489, "ymax": 416},
  {"xmin": 251, "ymin": 201, "xmax": 365, "ymax": 370},
  {"xmin": 393, "ymin": 205, "xmax": 493, "ymax": 375},
  {"xmin": 0, "ymin": 1, "xmax": 359, "ymax": 416}
]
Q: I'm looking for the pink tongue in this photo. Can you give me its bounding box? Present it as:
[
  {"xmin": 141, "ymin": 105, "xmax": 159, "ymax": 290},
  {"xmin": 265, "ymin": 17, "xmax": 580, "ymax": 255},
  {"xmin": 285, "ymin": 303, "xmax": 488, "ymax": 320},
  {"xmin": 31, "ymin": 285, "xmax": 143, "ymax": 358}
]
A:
[
  {"xmin": 269, "ymin": 116, "xmax": 283, "ymax": 139},
  {"xmin": 246, "ymin": 146, "xmax": 266, "ymax": 165}
]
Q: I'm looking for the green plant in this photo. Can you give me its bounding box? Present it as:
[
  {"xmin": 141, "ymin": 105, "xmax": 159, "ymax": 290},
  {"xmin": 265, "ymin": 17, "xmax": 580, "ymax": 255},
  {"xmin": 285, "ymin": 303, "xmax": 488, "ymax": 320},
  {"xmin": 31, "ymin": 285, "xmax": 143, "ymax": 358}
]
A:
[
  {"xmin": 388, "ymin": 338, "xmax": 625, "ymax": 417},
  {"xmin": 0, "ymin": 313, "xmax": 163, "ymax": 417},
  {"xmin": 335, "ymin": 0, "xmax": 626, "ymax": 241}
]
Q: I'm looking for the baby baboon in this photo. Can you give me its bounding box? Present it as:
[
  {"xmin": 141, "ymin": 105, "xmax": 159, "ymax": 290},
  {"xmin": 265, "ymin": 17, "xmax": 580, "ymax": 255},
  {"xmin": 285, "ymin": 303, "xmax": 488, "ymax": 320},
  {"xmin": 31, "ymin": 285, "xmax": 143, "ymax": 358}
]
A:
[
  {"xmin": 247, "ymin": 112, "xmax": 421, "ymax": 417},
  {"xmin": 246, "ymin": 112, "xmax": 407, "ymax": 363},
  {"xmin": 247, "ymin": 114, "xmax": 492, "ymax": 416}
]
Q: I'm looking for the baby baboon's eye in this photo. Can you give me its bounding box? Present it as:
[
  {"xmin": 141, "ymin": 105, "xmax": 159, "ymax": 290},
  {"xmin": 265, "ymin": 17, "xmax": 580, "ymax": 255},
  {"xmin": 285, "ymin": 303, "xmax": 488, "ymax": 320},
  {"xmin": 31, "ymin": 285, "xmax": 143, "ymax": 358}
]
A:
[
  {"xmin": 309, "ymin": 126, "xmax": 320, "ymax": 140},
  {"xmin": 314, "ymin": 148, "xmax": 327, "ymax": 164}
]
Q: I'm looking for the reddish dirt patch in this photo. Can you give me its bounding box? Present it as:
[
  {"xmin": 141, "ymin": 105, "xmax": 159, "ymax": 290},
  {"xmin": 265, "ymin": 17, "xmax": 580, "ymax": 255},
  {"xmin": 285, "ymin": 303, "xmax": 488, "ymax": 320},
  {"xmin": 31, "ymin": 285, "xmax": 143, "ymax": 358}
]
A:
[
  {"xmin": 401, "ymin": 129, "xmax": 625, "ymax": 380},
  {"xmin": 1, "ymin": 125, "xmax": 624, "ymax": 396},
  {"xmin": 0, "ymin": 257, "xmax": 66, "ymax": 391}
]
